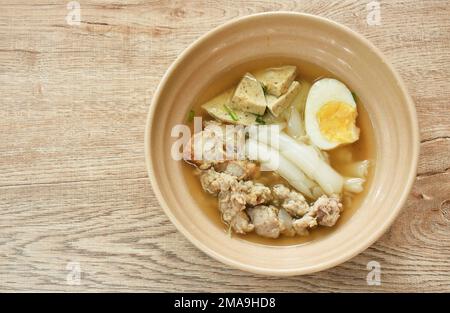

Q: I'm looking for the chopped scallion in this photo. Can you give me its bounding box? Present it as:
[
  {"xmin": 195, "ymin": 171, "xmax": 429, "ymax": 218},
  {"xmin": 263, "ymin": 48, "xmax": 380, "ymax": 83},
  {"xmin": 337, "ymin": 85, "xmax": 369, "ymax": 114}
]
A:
[
  {"xmin": 224, "ymin": 104, "xmax": 239, "ymax": 121},
  {"xmin": 255, "ymin": 115, "xmax": 266, "ymax": 125},
  {"xmin": 187, "ymin": 109, "xmax": 195, "ymax": 122}
]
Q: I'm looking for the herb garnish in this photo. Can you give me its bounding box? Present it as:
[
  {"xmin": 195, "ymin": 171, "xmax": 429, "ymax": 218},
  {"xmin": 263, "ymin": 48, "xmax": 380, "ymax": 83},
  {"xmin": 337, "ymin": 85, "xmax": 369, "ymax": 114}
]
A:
[
  {"xmin": 187, "ymin": 109, "xmax": 195, "ymax": 122},
  {"xmin": 224, "ymin": 104, "xmax": 239, "ymax": 121},
  {"xmin": 254, "ymin": 114, "xmax": 266, "ymax": 125}
]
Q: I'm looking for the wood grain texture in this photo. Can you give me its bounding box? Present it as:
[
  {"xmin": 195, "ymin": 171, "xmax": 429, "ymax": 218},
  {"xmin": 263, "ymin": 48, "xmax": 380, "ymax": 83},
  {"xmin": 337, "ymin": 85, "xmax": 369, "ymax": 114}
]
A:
[{"xmin": 0, "ymin": 0, "xmax": 449, "ymax": 292}]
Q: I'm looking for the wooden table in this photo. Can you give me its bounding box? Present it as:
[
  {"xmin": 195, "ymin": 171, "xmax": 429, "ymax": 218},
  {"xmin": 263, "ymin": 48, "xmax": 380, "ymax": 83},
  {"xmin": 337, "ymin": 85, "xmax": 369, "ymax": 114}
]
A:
[{"xmin": 0, "ymin": 0, "xmax": 449, "ymax": 292}]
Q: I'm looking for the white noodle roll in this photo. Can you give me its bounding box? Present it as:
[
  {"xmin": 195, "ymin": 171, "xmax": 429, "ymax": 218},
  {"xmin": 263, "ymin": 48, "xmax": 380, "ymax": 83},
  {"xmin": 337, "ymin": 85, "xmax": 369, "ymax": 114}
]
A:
[
  {"xmin": 341, "ymin": 160, "xmax": 370, "ymax": 178},
  {"xmin": 310, "ymin": 144, "xmax": 330, "ymax": 164},
  {"xmin": 312, "ymin": 185, "xmax": 325, "ymax": 198},
  {"xmin": 292, "ymin": 79, "xmax": 311, "ymax": 113},
  {"xmin": 343, "ymin": 177, "xmax": 366, "ymax": 193},
  {"xmin": 245, "ymin": 139, "xmax": 314, "ymax": 198},
  {"xmin": 286, "ymin": 106, "xmax": 306, "ymax": 138},
  {"xmin": 257, "ymin": 132, "xmax": 344, "ymax": 196}
]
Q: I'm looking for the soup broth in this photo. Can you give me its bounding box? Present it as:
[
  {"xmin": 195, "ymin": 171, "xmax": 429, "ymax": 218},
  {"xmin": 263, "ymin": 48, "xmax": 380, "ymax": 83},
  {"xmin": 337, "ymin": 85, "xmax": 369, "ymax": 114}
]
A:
[{"xmin": 181, "ymin": 57, "xmax": 376, "ymax": 246}]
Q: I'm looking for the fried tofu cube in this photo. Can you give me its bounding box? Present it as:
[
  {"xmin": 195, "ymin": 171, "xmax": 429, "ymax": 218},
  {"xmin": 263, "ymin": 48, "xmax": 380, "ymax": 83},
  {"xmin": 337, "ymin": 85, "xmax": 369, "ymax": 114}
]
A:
[
  {"xmin": 230, "ymin": 73, "xmax": 267, "ymax": 115},
  {"xmin": 266, "ymin": 81, "xmax": 301, "ymax": 117},
  {"xmin": 254, "ymin": 65, "xmax": 297, "ymax": 97},
  {"xmin": 202, "ymin": 88, "xmax": 258, "ymax": 125}
]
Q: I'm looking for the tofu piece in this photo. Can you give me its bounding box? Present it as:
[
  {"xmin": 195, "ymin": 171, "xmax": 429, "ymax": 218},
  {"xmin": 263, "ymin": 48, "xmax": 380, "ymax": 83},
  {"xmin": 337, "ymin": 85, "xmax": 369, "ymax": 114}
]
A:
[
  {"xmin": 230, "ymin": 73, "xmax": 267, "ymax": 115},
  {"xmin": 266, "ymin": 81, "xmax": 301, "ymax": 117},
  {"xmin": 202, "ymin": 88, "xmax": 258, "ymax": 125},
  {"xmin": 254, "ymin": 65, "xmax": 297, "ymax": 97}
]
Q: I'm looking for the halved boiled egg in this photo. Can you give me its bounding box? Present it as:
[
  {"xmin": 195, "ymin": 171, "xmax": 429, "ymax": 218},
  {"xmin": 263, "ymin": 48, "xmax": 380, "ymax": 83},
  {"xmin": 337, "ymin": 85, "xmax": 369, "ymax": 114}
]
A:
[{"xmin": 305, "ymin": 78, "xmax": 360, "ymax": 150}]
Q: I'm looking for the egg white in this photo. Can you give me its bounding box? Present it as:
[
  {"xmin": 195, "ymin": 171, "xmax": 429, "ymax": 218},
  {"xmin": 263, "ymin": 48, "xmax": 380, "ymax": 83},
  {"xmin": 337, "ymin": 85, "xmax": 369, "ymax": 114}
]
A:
[{"xmin": 305, "ymin": 78, "xmax": 357, "ymax": 150}]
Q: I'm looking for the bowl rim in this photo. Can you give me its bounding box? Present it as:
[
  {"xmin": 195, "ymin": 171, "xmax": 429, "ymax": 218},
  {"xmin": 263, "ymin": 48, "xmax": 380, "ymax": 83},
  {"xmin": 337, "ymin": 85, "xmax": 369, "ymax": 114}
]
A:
[{"xmin": 144, "ymin": 11, "xmax": 420, "ymax": 276}]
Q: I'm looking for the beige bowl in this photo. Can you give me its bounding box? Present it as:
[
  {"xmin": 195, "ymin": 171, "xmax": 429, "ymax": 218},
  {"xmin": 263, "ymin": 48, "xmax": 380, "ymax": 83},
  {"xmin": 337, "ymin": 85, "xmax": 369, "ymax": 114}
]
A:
[{"xmin": 145, "ymin": 12, "xmax": 419, "ymax": 275}]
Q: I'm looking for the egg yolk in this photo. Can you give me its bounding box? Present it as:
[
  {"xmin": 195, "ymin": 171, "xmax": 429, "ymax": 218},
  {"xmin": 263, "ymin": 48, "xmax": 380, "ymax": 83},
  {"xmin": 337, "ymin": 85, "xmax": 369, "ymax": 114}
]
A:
[{"xmin": 316, "ymin": 101, "xmax": 358, "ymax": 143}]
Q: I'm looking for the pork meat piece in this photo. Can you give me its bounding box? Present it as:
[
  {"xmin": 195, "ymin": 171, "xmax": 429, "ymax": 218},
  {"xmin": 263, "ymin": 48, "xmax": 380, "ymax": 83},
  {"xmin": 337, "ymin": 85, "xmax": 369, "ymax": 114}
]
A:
[
  {"xmin": 231, "ymin": 211, "xmax": 254, "ymax": 234},
  {"xmin": 223, "ymin": 160, "xmax": 258, "ymax": 180},
  {"xmin": 309, "ymin": 195, "xmax": 343, "ymax": 227},
  {"xmin": 272, "ymin": 184, "xmax": 309, "ymax": 217},
  {"xmin": 185, "ymin": 121, "xmax": 258, "ymax": 177},
  {"xmin": 200, "ymin": 169, "xmax": 238, "ymax": 195},
  {"xmin": 283, "ymin": 196, "xmax": 310, "ymax": 217},
  {"xmin": 218, "ymin": 190, "xmax": 246, "ymax": 224},
  {"xmin": 239, "ymin": 181, "xmax": 272, "ymax": 206},
  {"xmin": 278, "ymin": 208, "xmax": 296, "ymax": 237},
  {"xmin": 247, "ymin": 205, "xmax": 280, "ymax": 238},
  {"xmin": 272, "ymin": 184, "xmax": 290, "ymax": 199},
  {"xmin": 201, "ymin": 169, "xmax": 271, "ymax": 205},
  {"xmin": 184, "ymin": 121, "xmax": 226, "ymax": 169},
  {"xmin": 292, "ymin": 215, "xmax": 317, "ymax": 236},
  {"xmin": 218, "ymin": 190, "xmax": 254, "ymax": 234}
]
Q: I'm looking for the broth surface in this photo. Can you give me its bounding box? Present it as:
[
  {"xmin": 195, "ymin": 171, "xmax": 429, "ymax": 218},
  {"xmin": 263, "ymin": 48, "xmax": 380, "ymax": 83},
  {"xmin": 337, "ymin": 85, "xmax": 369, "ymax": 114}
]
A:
[{"xmin": 181, "ymin": 57, "xmax": 376, "ymax": 246}]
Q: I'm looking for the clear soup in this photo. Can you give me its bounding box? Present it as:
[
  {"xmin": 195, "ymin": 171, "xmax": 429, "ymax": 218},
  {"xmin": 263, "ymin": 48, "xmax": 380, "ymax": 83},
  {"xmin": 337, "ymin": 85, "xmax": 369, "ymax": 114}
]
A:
[{"xmin": 181, "ymin": 57, "xmax": 376, "ymax": 246}]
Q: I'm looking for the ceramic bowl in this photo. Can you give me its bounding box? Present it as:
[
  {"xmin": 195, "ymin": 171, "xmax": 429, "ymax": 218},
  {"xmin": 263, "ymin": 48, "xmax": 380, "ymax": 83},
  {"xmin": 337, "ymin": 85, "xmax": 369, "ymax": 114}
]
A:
[{"xmin": 145, "ymin": 12, "xmax": 419, "ymax": 275}]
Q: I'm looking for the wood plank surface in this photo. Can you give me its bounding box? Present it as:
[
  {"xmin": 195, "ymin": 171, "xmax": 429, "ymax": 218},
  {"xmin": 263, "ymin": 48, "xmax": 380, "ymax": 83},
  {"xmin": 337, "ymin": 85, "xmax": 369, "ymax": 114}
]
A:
[{"xmin": 0, "ymin": 0, "xmax": 449, "ymax": 292}]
